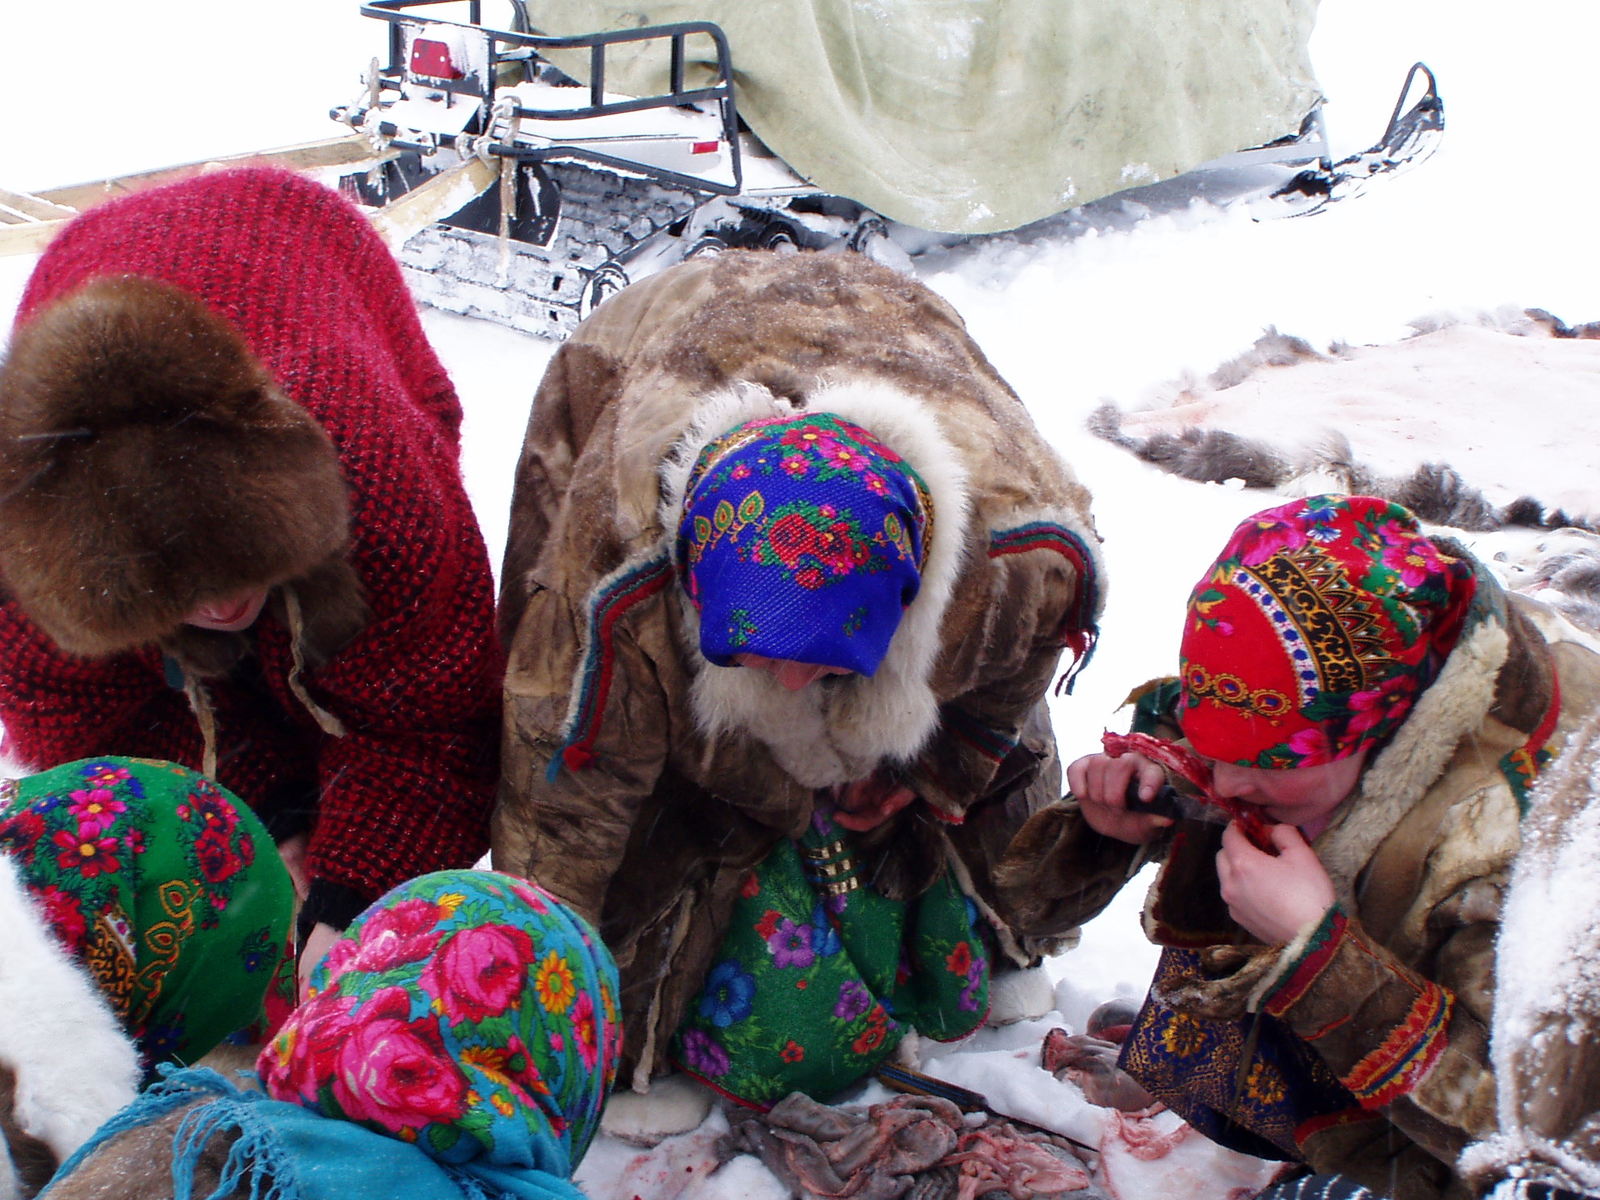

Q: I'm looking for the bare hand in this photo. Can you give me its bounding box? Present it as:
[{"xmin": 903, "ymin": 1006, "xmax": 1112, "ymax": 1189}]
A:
[
  {"xmin": 834, "ymin": 774, "xmax": 917, "ymax": 832},
  {"xmin": 276, "ymin": 833, "xmax": 311, "ymax": 900},
  {"xmin": 1065, "ymin": 752, "xmax": 1173, "ymax": 844},
  {"xmin": 297, "ymin": 921, "xmax": 342, "ymax": 999},
  {"xmin": 1216, "ymin": 820, "xmax": 1335, "ymax": 944}
]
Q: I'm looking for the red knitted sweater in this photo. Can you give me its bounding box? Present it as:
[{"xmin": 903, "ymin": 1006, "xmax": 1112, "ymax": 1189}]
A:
[{"xmin": 0, "ymin": 168, "xmax": 502, "ymax": 924}]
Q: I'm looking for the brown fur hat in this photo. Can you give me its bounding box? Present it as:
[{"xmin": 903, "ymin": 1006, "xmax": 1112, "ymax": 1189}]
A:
[{"xmin": 0, "ymin": 275, "xmax": 351, "ymax": 658}]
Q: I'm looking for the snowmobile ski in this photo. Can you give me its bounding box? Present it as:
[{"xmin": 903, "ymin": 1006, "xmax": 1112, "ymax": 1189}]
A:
[{"xmin": 1268, "ymin": 62, "xmax": 1444, "ymax": 216}]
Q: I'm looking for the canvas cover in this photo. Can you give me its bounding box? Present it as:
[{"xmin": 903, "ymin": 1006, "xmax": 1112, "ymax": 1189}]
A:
[{"xmin": 530, "ymin": 0, "xmax": 1322, "ymax": 234}]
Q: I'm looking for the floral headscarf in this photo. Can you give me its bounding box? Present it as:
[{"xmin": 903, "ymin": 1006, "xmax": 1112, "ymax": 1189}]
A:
[
  {"xmin": 259, "ymin": 870, "xmax": 622, "ymax": 1184},
  {"xmin": 1179, "ymin": 495, "xmax": 1477, "ymax": 768},
  {"xmin": 0, "ymin": 756, "xmax": 296, "ymax": 1070},
  {"xmin": 677, "ymin": 413, "xmax": 932, "ymax": 676}
]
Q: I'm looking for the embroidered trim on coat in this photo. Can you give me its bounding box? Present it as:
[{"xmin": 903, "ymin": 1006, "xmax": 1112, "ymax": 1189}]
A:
[
  {"xmin": 942, "ymin": 706, "xmax": 1019, "ymax": 765},
  {"xmin": 1500, "ymin": 670, "xmax": 1562, "ymax": 816},
  {"xmin": 1263, "ymin": 907, "xmax": 1349, "ymax": 1021},
  {"xmin": 550, "ymin": 553, "xmax": 676, "ymax": 780},
  {"xmin": 1341, "ymin": 980, "xmax": 1453, "ymax": 1108},
  {"xmin": 988, "ymin": 521, "xmax": 1101, "ymax": 691}
]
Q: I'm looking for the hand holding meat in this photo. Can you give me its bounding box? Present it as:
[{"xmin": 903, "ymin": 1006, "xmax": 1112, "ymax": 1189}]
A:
[
  {"xmin": 1216, "ymin": 812, "xmax": 1335, "ymax": 944},
  {"xmin": 1065, "ymin": 751, "xmax": 1172, "ymax": 843},
  {"xmin": 1042, "ymin": 1029, "xmax": 1157, "ymax": 1112}
]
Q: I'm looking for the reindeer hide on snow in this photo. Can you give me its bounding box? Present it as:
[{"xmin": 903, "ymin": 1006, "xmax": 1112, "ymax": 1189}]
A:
[{"xmin": 1092, "ymin": 313, "xmax": 1600, "ymax": 534}]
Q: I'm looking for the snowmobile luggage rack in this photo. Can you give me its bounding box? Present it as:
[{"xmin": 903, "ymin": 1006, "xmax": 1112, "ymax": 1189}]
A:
[
  {"xmin": 353, "ymin": 0, "xmax": 744, "ymax": 199},
  {"xmin": 332, "ymin": 2, "xmax": 1448, "ymax": 340},
  {"xmin": 335, "ymin": 0, "xmax": 789, "ymax": 337}
]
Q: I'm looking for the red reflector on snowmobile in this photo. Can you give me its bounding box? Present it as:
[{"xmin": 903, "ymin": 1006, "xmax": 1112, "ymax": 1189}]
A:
[
  {"xmin": 410, "ymin": 39, "xmax": 461, "ymax": 80},
  {"xmin": 691, "ymin": 140, "xmax": 720, "ymax": 155}
]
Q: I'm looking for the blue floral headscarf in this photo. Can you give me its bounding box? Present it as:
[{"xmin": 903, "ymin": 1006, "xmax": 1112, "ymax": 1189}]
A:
[{"xmin": 677, "ymin": 413, "xmax": 932, "ymax": 676}]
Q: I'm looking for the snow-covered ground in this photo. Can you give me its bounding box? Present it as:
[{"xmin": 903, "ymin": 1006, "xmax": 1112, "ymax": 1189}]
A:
[{"xmin": 3, "ymin": 2, "xmax": 1599, "ymax": 1198}]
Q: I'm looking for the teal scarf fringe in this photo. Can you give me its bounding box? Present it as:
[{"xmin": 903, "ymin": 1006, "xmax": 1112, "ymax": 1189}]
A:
[{"xmin": 45, "ymin": 1068, "xmax": 584, "ymax": 1200}]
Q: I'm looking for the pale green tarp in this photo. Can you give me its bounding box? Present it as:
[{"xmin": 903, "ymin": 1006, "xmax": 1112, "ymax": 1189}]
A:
[{"xmin": 530, "ymin": 0, "xmax": 1322, "ymax": 234}]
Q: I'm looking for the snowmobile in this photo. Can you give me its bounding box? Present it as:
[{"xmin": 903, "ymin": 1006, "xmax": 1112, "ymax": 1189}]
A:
[
  {"xmin": 0, "ymin": 0, "xmax": 1443, "ymax": 343},
  {"xmin": 326, "ymin": 0, "xmax": 1443, "ymax": 339}
]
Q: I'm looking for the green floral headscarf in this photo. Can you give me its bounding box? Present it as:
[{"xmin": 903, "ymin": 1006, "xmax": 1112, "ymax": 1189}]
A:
[{"xmin": 0, "ymin": 756, "xmax": 296, "ymax": 1070}]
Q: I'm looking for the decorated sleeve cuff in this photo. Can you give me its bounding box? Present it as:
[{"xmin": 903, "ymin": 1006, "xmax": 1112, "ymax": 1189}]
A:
[
  {"xmin": 942, "ymin": 706, "xmax": 1023, "ymax": 770},
  {"xmin": 1261, "ymin": 904, "xmax": 1350, "ymax": 1017},
  {"xmin": 1262, "ymin": 904, "xmax": 1457, "ymax": 1111},
  {"xmin": 1338, "ymin": 980, "xmax": 1455, "ymax": 1110}
]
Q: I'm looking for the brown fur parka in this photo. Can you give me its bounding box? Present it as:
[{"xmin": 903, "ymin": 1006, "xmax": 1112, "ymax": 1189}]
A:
[
  {"xmin": 493, "ymin": 250, "xmax": 1105, "ymax": 1089},
  {"xmin": 1004, "ymin": 570, "xmax": 1600, "ymax": 1200}
]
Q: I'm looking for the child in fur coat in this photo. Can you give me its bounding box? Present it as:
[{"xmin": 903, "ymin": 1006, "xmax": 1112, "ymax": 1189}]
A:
[
  {"xmin": 1023, "ymin": 495, "xmax": 1600, "ymax": 1200},
  {"xmin": 34, "ymin": 870, "xmax": 620, "ymax": 1200},
  {"xmin": 0, "ymin": 167, "xmax": 503, "ymax": 988}
]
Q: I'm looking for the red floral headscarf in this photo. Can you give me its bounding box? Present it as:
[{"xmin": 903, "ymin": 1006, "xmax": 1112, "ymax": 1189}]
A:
[{"xmin": 1179, "ymin": 495, "xmax": 1477, "ymax": 768}]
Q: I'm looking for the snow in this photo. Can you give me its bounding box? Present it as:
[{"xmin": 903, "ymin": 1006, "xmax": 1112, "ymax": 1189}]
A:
[{"xmin": 3, "ymin": 1, "xmax": 1600, "ymax": 1198}]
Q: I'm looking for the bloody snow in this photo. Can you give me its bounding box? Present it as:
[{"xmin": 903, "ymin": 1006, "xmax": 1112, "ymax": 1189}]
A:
[{"xmin": 3, "ymin": 1, "xmax": 1599, "ymax": 1198}]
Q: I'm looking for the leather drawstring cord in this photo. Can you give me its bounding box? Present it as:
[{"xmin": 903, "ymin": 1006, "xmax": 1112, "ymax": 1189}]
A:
[
  {"xmin": 177, "ymin": 586, "xmax": 346, "ymax": 778},
  {"xmin": 283, "ymin": 586, "xmax": 347, "ymax": 739},
  {"xmin": 181, "ymin": 673, "xmax": 220, "ymax": 779}
]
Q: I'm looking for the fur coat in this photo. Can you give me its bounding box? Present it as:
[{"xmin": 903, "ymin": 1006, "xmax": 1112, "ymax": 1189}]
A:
[
  {"xmin": 0, "ymin": 854, "xmax": 139, "ymax": 1198},
  {"xmin": 493, "ymin": 250, "xmax": 1105, "ymax": 1087},
  {"xmin": 1001, "ymin": 565, "xmax": 1600, "ymax": 1200},
  {"xmin": 1459, "ymin": 710, "xmax": 1600, "ymax": 1196},
  {"xmin": 0, "ymin": 168, "xmax": 502, "ymax": 929}
]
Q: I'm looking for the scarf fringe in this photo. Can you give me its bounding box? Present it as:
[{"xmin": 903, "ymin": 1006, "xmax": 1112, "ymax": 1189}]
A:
[
  {"xmin": 54, "ymin": 1064, "xmax": 583, "ymax": 1200},
  {"xmin": 170, "ymin": 1081, "xmax": 289, "ymax": 1200}
]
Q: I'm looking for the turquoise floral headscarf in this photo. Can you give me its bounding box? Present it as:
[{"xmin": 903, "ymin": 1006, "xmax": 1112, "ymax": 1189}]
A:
[
  {"xmin": 48, "ymin": 871, "xmax": 620, "ymax": 1200},
  {"xmin": 259, "ymin": 870, "xmax": 622, "ymax": 1181}
]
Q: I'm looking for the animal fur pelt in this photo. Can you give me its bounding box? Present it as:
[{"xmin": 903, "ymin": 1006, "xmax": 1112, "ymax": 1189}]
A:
[
  {"xmin": 1091, "ymin": 312, "xmax": 1600, "ymax": 534},
  {"xmin": 1091, "ymin": 404, "xmax": 1588, "ymax": 536},
  {"xmin": 1492, "ymin": 528, "xmax": 1600, "ymax": 637},
  {"xmin": 0, "ymin": 857, "xmax": 140, "ymax": 1184},
  {"xmin": 0, "ymin": 1063, "xmax": 56, "ymax": 1200},
  {"xmin": 1523, "ymin": 308, "xmax": 1600, "ymax": 340}
]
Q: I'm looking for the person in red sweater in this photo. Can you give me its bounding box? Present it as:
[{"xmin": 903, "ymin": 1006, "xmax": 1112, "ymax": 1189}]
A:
[{"xmin": 0, "ymin": 167, "xmax": 502, "ymax": 986}]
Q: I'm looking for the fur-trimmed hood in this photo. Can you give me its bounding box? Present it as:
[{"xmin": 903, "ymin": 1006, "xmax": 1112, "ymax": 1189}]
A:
[
  {"xmin": 1311, "ymin": 550, "xmax": 1521, "ymax": 896},
  {"xmin": 497, "ymin": 249, "xmax": 1103, "ymax": 1082},
  {"xmin": 509, "ymin": 248, "xmax": 1103, "ymax": 796},
  {"xmin": 658, "ymin": 378, "xmax": 975, "ymax": 787},
  {"xmin": 0, "ymin": 275, "xmax": 352, "ymax": 659}
]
